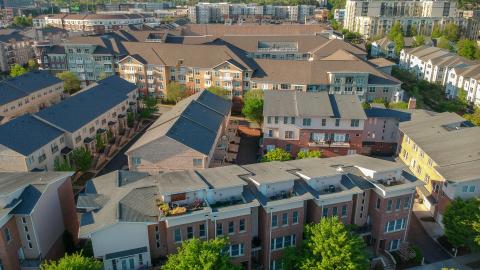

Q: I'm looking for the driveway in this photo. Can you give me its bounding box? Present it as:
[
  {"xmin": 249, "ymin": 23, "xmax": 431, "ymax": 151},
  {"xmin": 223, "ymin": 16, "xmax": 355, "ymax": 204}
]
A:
[{"xmin": 407, "ymin": 213, "xmax": 451, "ymax": 264}]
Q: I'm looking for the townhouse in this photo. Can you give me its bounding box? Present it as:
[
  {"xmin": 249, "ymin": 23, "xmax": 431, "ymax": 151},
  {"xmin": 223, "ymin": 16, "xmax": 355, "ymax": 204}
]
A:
[
  {"xmin": 0, "ymin": 76, "xmax": 138, "ymax": 172},
  {"xmin": 370, "ymin": 36, "xmax": 433, "ymax": 60},
  {"xmin": 0, "ymin": 29, "xmax": 35, "ymax": 72},
  {"xmin": 77, "ymin": 155, "xmax": 422, "ymax": 270},
  {"xmin": 0, "ymin": 71, "xmax": 64, "ymax": 124},
  {"xmin": 33, "ymin": 13, "xmax": 154, "ymax": 34},
  {"xmin": 399, "ymin": 46, "xmax": 479, "ymax": 100},
  {"xmin": 126, "ymin": 90, "xmax": 231, "ymax": 174},
  {"xmin": 262, "ymin": 91, "xmax": 367, "ymax": 157},
  {"xmin": 398, "ymin": 111, "xmax": 480, "ymax": 223},
  {"xmin": 0, "ymin": 171, "xmax": 78, "ymax": 269}
]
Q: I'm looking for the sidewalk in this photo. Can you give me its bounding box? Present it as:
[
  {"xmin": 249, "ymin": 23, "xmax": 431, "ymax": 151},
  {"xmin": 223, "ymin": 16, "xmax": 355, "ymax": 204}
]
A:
[{"xmin": 412, "ymin": 203, "xmax": 444, "ymax": 239}]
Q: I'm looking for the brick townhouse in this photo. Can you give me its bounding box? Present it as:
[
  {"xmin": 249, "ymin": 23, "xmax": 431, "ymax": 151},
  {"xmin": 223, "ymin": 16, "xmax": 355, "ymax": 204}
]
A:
[
  {"xmin": 77, "ymin": 154, "xmax": 422, "ymax": 270},
  {"xmin": 0, "ymin": 172, "xmax": 78, "ymax": 270},
  {"xmin": 262, "ymin": 91, "xmax": 367, "ymax": 157},
  {"xmin": 398, "ymin": 111, "xmax": 480, "ymax": 224},
  {"xmin": 0, "ymin": 76, "xmax": 138, "ymax": 172}
]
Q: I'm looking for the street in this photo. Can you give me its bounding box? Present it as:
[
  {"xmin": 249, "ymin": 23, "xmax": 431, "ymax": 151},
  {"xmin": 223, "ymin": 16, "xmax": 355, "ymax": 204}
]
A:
[{"xmin": 407, "ymin": 214, "xmax": 451, "ymax": 264}]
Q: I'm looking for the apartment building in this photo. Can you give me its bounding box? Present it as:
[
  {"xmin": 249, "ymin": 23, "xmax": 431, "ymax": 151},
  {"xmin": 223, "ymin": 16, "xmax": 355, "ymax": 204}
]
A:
[
  {"xmin": 262, "ymin": 91, "xmax": 366, "ymax": 157},
  {"xmin": 77, "ymin": 155, "xmax": 422, "ymax": 270},
  {"xmin": 0, "ymin": 171, "xmax": 78, "ymax": 269},
  {"xmin": 0, "ymin": 71, "xmax": 64, "ymax": 123},
  {"xmin": 363, "ymin": 104, "xmax": 411, "ymax": 156},
  {"xmin": 445, "ymin": 64, "xmax": 480, "ymax": 106},
  {"xmin": 126, "ymin": 90, "xmax": 231, "ymax": 174},
  {"xmin": 0, "ymin": 76, "xmax": 138, "ymax": 172},
  {"xmin": 188, "ymin": 3, "xmax": 314, "ymax": 24},
  {"xmin": 343, "ymin": 0, "xmax": 478, "ymax": 39},
  {"xmin": 0, "ymin": 29, "xmax": 35, "ymax": 72},
  {"xmin": 399, "ymin": 46, "xmax": 476, "ymax": 99},
  {"xmin": 33, "ymin": 13, "xmax": 154, "ymax": 34},
  {"xmin": 398, "ymin": 111, "xmax": 480, "ymax": 223}
]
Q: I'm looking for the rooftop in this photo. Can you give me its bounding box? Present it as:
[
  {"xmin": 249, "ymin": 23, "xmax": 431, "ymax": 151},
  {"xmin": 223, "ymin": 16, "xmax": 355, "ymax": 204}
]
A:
[
  {"xmin": 242, "ymin": 161, "xmax": 299, "ymax": 185},
  {"xmin": 196, "ymin": 165, "xmax": 250, "ymax": 189}
]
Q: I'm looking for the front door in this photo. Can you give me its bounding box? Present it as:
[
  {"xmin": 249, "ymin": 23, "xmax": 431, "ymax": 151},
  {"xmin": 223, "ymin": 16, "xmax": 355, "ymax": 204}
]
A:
[{"xmin": 379, "ymin": 239, "xmax": 386, "ymax": 251}]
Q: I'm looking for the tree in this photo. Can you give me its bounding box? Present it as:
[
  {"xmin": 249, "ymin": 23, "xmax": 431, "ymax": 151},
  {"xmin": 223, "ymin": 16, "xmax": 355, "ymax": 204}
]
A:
[
  {"xmin": 431, "ymin": 25, "xmax": 442, "ymax": 39},
  {"xmin": 13, "ymin": 16, "xmax": 33, "ymax": 27},
  {"xmin": 54, "ymin": 157, "xmax": 75, "ymax": 171},
  {"xmin": 98, "ymin": 71, "xmax": 110, "ymax": 80},
  {"xmin": 261, "ymin": 148, "xmax": 292, "ymax": 162},
  {"xmin": 27, "ymin": 59, "xmax": 39, "ymax": 71},
  {"xmin": 457, "ymin": 39, "xmax": 478, "ymax": 60},
  {"xmin": 207, "ymin": 86, "xmax": 230, "ymax": 99},
  {"xmin": 40, "ymin": 252, "xmax": 102, "ymax": 270},
  {"xmin": 464, "ymin": 107, "xmax": 480, "ymax": 126},
  {"xmin": 443, "ymin": 22, "xmax": 459, "ymax": 42},
  {"xmin": 443, "ymin": 198, "xmax": 480, "ymax": 250},
  {"xmin": 140, "ymin": 96, "xmax": 158, "ymax": 118},
  {"xmin": 281, "ymin": 246, "xmax": 300, "ymax": 270},
  {"xmin": 166, "ymin": 82, "xmax": 188, "ymax": 103},
  {"xmin": 242, "ymin": 89, "xmax": 264, "ymax": 126},
  {"xmin": 300, "ymin": 217, "xmax": 369, "ymax": 270},
  {"xmin": 388, "ymin": 21, "xmax": 403, "ymax": 41},
  {"xmin": 127, "ymin": 111, "xmax": 135, "ymax": 128},
  {"xmin": 413, "ymin": 35, "xmax": 425, "ymax": 47},
  {"xmin": 57, "ymin": 71, "xmax": 81, "ymax": 95},
  {"xmin": 394, "ymin": 34, "xmax": 405, "ymax": 55},
  {"xmin": 71, "ymin": 147, "xmax": 92, "ymax": 172},
  {"xmin": 10, "ymin": 64, "xmax": 27, "ymax": 77},
  {"xmin": 162, "ymin": 238, "xmax": 241, "ymax": 270},
  {"xmin": 95, "ymin": 134, "xmax": 106, "ymax": 153},
  {"xmin": 297, "ymin": 150, "xmax": 322, "ymax": 159},
  {"xmin": 407, "ymin": 25, "xmax": 418, "ymax": 37},
  {"xmin": 437, "ymin": 36, "xmax": 451, "ymax": 50}
]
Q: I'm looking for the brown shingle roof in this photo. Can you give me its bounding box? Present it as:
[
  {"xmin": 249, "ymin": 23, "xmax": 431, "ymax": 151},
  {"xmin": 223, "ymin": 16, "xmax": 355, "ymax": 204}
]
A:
[{"xmin": 181, "ymin": 24, "xmax": 328, "ymax": 36}]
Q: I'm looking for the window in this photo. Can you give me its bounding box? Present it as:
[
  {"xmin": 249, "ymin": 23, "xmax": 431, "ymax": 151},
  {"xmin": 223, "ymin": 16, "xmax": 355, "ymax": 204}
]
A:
[
  {"xmin": 271, "ymin": 235, "xmax": 296, "ymax": 251},
  {"xmin": 396, "ymin": 199, "xmax": 401, "ymax": 210},
  {"xmin": 387, "ymin": 200, "xmax": 393, "ymax": 211},
  {"xmin": 335, "ymin": 119, "xmax": 340, "ymax": 127},
  {"xmin": 187, "ymin": 226, "xmax": 194, "ymax": 239},
  {"xmin": 285, "ymin": 131, "xmax": 294, "ymax": 139},
  {"xmin": 228, "ymin": 221, "xmax": 234, "ymax": 234},
  {"xmin": 332, "ymin": 207, "xmax": 338, "ymax": 216},
  {"xmin": 404, "ymin": 196, "xmax": 411, "ymax": 209},
  {"xmin": 229, "ymin": 243, "xmax": 244, "ymax": 257},
  {"xmin": 271, "ymin": 215, "xmax": 278, "ymax": 228},
  {"xmin": 350, "ymin": 119, "xmax": 360, "ymax": 127},
  {"xmin": 469, "ymin": 186, "xmax": 476, "ymax": 192},
  {"xmin": 462, "ymin": 186, "xmax": 468, "ymax": 192},
  {"xmin": 239, "ymin": 219, "xmax": 245, "ymax": 232},
  {"xmin": 274, "ymin": 116, "xmax": 279, "ymax": 124},
  {"xmin": 322, "ymin": 207, "xmax": 328, "ymax": 217},
  {"xmin": 283, "ymin": 117, "xmax": 288, "ymax": 124},
  {"xmin": 216, "ymin": 223, "xmax": 223, "ymax": 236},
  {"xmin": 174, "ymin": 229, "xmax": 181, "ymax": 243},
  {"xmin": 341, "ymin": 205, "xmax": 347, "ymax": 217},
  {"xmin": 138, "ymin": 254, "xmax": 143, "ymax": 266},
  {"xmin": 384, "ymin": 218, "xmax": 406, "ymax": 233},
  {"xmin": 268, "ymin": 129, "xmax": 273, "ymax": 137},
  {"xmin": 193, "ymin": 158, "xmax": 203, "ymax": 167},
  {"xmin": 282, "ymin": 213, "xmax": 288, "ymax": 226},
  {"xmin": 21, "ymin": 217, "xmax": 27, "ymax": 224},
  {"xmin": 291, "ymin": 117, "xmax": 295, "ymax": 124},
  {"xmin": 267, "ymin": 116, "xmax": 272, "ymax": 124},
  {"xmin": 389, "ymin": 239, "xmax": 401, "ymax": 251},
  {"xmin": 3, "ymin": 228, "xmax": 11, "ymax": 243},
  {"xmin": 132, "ymin": 157, "xmax": 141, "ymax": 166},
  {"xmin": 199, "ymin": 224, "xmax": 206, "ymax": 238},
  {"xmin": 292, "ymin": 211, "xmax": 299, "ymax": 224},
  {"xmin": 321, "ymin": 118, "xmax": 326, "ymax": 126},
  {"xmin": 376, "ymin": 198, "xmax": 381, "ymax": 209},
  {"xmin": 303, "ymin": 118, "xmax": 311, "ymax": 126}
]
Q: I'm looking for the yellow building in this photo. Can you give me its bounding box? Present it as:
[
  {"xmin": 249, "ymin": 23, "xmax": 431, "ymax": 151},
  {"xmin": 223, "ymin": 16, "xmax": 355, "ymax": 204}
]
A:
[{"xmin": 398, "ymin": 111, "xmax": 480, "ymax": 222}]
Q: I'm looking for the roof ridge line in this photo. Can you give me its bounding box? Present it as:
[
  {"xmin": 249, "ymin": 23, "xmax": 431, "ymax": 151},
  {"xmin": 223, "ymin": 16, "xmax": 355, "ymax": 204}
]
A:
[{"xmin": 150, "ymin": 47, "xmax": 166, "ymax": 66}]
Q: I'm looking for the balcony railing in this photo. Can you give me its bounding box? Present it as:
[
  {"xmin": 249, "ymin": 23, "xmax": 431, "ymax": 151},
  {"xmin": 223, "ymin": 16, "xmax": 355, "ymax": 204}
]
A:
[
  {"xmin": 157, "ymin": 198, "xmax": 206, "ymax": 218},
  {"xmin": 308, "ymin": 140, "xmax": 351, "ymax": 148}
]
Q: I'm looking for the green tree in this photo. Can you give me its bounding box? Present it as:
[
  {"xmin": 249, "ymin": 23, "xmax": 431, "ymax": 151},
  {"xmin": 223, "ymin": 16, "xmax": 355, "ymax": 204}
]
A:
[
  {"xmin": 207, "ymin": 86, "xmax": 230, "ymax": 99},
  {"xmin": 127, "ymin": 111, "xmax": 135, "ymax": 128},
  {"xmin": 261, "ymin": 148, "xmax": 292, "ymax": 162},
  {"xmin": 297, "ymin": 150, "xmax": 322, "ymax": 159},
  {"xmin": 95, "ymin": 134, "xmax": 105, "ymax": 153},
  {"xmin": 10, "ymin": 64, "xmax": 27, "ymax": 77},
  {"xmin": 162, "ymin": 238, "xmax": 240, "ymax": 270},
  {"xmin": 388, "ymin": 21, "xmax": 403, "ymax": 41},
  {"xmin": 443, "ymin": 198, "xmax": 480, "ymax": 250},
  {"xmin": 431, "ymin": 25, "xmax": 442, "ymax": 38},
  {"xmin": 13, "ymin": 16, "xmax": 33, "ymax": 27},
  {"xmin": 407, "ymin": 25, "xmax": 418, "ymax": 37},
  {"xmin": 98, "ymin": 71, "xmax": 110, "ymax": 80},
  {"xmin": 166, "ymin": 82, "xmax": 188, "ymax": 103},
  {"xmin": 464, "ymin": 107, "xmax": 480, "ymax": 126},
  {"xmin": 140, "ymin": 96, "xmax": 158, "ymax": 118},
  {"xmin": 437, "ymin": 36, "xmax": 451, "ymax": 50},
  {"xmin": 457, "ymin": 39, "xmax": 478, "ymax": 60},
  {"xmin": 394, "ymin": 34, "xmax": 405, "ymax": 54},
  {"xmin": 413, "ymin": 35, "xmax": 425, "ymax": 47},
  {"xmin": 300, "ymin": 217, "xmax": 369, "ymax": 270},
  {"xmin": 27, "ymin": 59, "xmax": 39, "ymax": 71},
  {"xmin": 241, "ymin": 89, "xmax": 264, "ymax": 126},
  {"xmin": 40, "ymin": 252, "xmax": 102, "ymax": 270},
  {"xmin": 71, "ymin": 147, "xmax": 92, "ymax": 172},
  {"xmin": 443, "ymin": 22, "xmax": 459, "ymax": 42},
  {"xmin": 53, "ymin": 157, "xmax": 75, "ymax": 171},
  {"xmin": 281, "ymin": 246, "xmax": 300, "ymax": 270},
  {"xmin": 57, "ymin": 71, "xmax": 81, "ymax": 94}
]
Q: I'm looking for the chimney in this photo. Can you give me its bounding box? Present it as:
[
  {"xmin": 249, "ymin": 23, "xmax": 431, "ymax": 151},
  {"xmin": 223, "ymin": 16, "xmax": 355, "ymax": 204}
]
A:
[{"xmin": 408, "ymin": 97, "xmax": 416, "ymax": 110}]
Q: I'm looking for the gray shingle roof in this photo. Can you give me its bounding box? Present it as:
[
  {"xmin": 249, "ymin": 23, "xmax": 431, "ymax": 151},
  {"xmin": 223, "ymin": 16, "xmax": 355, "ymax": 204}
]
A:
[
  {"xmin": 35, "ymin": 76, "xmax": 136, "ymax": 133},
  {"xmin": 364, "ymin": 107, "xmax": 411, "ymax": 122},
  {"xmin": 0, "ymin": 115, "xmax": 64, "ymax": 156}
]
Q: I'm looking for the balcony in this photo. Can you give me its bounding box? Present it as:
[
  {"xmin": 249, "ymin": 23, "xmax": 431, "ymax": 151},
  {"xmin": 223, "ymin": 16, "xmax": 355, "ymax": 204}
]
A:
[
  {"xmin": 308, "ymin": 140, "xmax": 350, "ymax": 148},
  {"xmin": 204, "ymin": 74, "xmax": 211, "ymax": 79},
  {"xmin": 147, "ymin": 70, "xmax": 153, "ymax": 75},
  {"xmin": 157, "ymin": 198, "xmax": 206, "ymax": 218},
  {"xmin": 308, "ymin": 141, "xmax": 329, "ymax": 147},
  {"xmin": 222, "ymin": 76, "xmax": 233, "ymax": 82}
]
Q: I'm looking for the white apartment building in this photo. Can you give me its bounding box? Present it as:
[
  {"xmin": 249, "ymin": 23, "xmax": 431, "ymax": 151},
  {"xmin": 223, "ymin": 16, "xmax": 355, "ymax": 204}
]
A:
[
  {"xmin": 0, "ymin": 76, "xmax": 138, "ymax": 172},
  {"xmin": 445, "ymin": 65, "xmax": 480, "ymax": 105}
]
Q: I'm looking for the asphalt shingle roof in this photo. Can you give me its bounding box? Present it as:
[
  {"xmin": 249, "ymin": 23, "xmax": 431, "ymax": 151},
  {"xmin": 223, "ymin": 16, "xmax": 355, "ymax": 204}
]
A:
[
  {"xmin": 35, "ymin": 76, "xmax": 136, "ymax": 133},
  {"xmin": 0, "ymin": 115, "xmax": 64, "ymax": 156}
]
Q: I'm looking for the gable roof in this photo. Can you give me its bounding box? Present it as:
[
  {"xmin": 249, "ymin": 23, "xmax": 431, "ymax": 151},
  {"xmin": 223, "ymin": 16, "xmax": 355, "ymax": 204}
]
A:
[
  {"xmin": 0, "ymin": 115, "xmax": 64, "ymax": 156},
  {"xmin": 127, "ymin": 90, "xmax": 231, "ymax": 156},
  {"xmin": 35, "ymin": 76, "xmax": 137, "ymax": 133}
]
